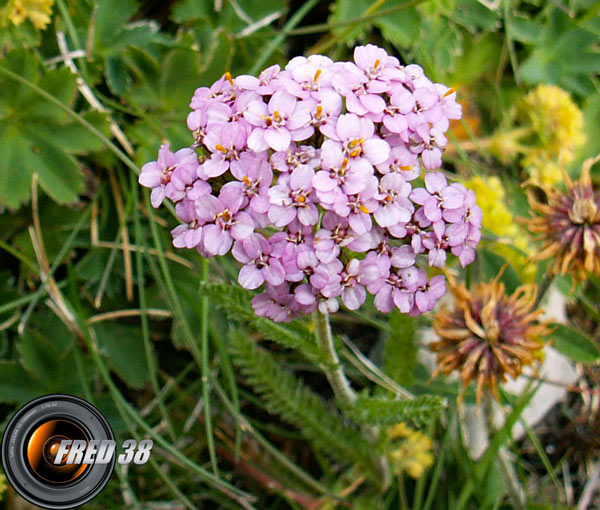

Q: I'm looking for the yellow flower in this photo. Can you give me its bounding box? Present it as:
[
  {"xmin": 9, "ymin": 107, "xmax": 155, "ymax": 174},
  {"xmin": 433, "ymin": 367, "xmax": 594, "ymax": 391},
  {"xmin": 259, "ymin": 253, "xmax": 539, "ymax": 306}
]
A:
[
  {"xmin": 387, "ymin": 423, "xmax": 434, "ymax": 479},
  {"xmin": 0, "ymin": 473, "xmax": 6, "ymax": 501},
  {"xmin": 487, "ymin": 85, "xmax": 585, "ymax": 185},
  {"xmin": 462, "ymin": 175, "xmax": 533, "ymax": 280},
  {"xmin": 519, "ymin": 84, "xmax": 585, "ymax": 166},
  {"xmin": 3, "ymin": 0, "xmax": 54, "ymax": 30},
  {"xmin": 522, "ymin": 153, "xmax": 564, "ymax": 188}
]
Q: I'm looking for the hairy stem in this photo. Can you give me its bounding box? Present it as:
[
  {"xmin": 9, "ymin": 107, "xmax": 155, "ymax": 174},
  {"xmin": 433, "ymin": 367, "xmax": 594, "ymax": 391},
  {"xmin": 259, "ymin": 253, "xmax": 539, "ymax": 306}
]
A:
[
  {"xmin": 312, "ymin": 311, "xmax": 391, "ymax": 489},
  {"xmin": 312, "ymin": 310, "xmax": 356, "ymax": 405}
]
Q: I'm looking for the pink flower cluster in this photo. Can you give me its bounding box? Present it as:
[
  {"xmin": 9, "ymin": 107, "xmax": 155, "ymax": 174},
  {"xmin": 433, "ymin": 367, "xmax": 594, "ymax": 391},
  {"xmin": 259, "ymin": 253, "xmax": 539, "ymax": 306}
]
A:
[{"xmin": 139, "ymin": 44, "xmax": 482, "ymax": 322}]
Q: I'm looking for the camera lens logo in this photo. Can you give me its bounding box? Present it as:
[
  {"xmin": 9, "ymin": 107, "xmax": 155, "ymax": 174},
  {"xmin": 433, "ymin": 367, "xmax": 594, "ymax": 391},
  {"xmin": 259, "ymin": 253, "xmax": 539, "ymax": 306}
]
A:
[{"xmin": 1, "ymin": 395, "xmax": 117, "ymax": 509}]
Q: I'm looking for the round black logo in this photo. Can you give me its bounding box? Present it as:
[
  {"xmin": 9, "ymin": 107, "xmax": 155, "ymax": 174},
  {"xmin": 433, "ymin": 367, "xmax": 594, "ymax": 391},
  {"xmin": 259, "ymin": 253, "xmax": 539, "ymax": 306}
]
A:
[{"xmin": 1, "ymin": 394, "xmax": 115, "ymax": 509}]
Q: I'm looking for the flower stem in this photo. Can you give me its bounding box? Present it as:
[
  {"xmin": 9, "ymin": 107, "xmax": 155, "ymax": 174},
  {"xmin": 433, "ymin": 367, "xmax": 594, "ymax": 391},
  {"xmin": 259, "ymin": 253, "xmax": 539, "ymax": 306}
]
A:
[
  {"xmin": 312, "ymin": 311, "xmax": 357, "ymax": 406},
  {"xmin": 312, "ymin": 311, "xmax": 391, "ymax": 489}
]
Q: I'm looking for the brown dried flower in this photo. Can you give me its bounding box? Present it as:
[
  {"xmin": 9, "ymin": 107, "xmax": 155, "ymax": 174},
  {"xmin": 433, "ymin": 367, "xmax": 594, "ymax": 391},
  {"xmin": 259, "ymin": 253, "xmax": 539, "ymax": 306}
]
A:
[
  {"xmin": 526, "ymin": 155, "xmax": 600, "ymax": 283},
  {"xmin": 430, "ymin": 276, "xmax": 550, "ymax": 404}
]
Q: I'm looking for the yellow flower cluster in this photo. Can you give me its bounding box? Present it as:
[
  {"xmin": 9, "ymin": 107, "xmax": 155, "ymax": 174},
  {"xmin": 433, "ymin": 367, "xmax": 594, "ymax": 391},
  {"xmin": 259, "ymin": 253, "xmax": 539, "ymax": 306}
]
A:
[
  {"xmin": 387, "ymin": 423, "xmax": 434, "ymax": 479},
  {"xmin": 487, "ymin": 84, "xmax": 585, "ymax": 187},
  {"xmin": 0, "ymin": 473, "xmax": 6, "ymax": 501},
  {"xmin": 519, "ymin": 84, "xmax": 585, "ymax": 186},
  {"xmin": 1, "ymin": 0, "xmax": 54, "ymax": 30},
  {"xmin": 463, "ymin": 175, "xmax": 533, "ymax": 280}
]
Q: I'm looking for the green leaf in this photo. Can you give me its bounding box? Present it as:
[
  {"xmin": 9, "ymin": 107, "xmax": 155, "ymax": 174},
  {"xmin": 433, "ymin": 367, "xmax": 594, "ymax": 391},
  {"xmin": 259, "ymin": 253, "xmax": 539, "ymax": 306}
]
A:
[
  {"xmin": 93, "ymin": 323, "xmax": 151, "ymax": 388},
  {"xmin": 198, "ymin": 282, "xmax": 322, "ymax": 361},
  {"xmin": 509, "ymin": 15, "xmax": 544, "ymax": 44},
  {"xmin": 228, "ymin": 330, "xmax": 377, "ymax": 473},
  {"xmin": 453, "ymin": 0, "xmax": 501, "ymax": 33},
  {"xmin": 29, "ymin": 67, "xmax": 78, "ymax": 122},
  {"xmin": 0, "ymin": 49, "xmax": 38, "ymax": 110},
  {"xmin": 581, "ymin": 93, "xmax": 600, "ymax": 160},
  {"xmin": 159, "ymin": 48, "xmax": 202, "ymax": 110},
  {"xmin": 550, "ymin": 323, "xmax": 600, "ymax": 364},
  {"xmin": 105, "ymin": 55, "xmax": 130, "ymax": 96},
  {"xmin": 383, "ymin": 311, "xmax": 417, "ymax": 386},
  {"xmin": 479, "ymin": 249, "xmax": 521, "ymax": 295},
  {"xmin": 18, "ymin": 314, "xmax": 77, "ymax": 388},
  {"xmin": 26, "ymin": 136, "xmax": 84, "ymax": 204},
  {"xmin": 519, "ymin": 9, "xmax": 600, "ymax": 96},
  {"xmin": 95, "ymin": 0, "xmax": 139, "ymax": 47},
  {"xmin": 39, "ymin": 110, "xmax": 111, "ymax": 154},
  {"xmin": 375, "ymin": 6, "xmax": 421, "ymax": 48},
  {"xmin": 347, "ymin": 395, "xmax": 444, "ymax": 427},
  {"xmin": 196, "ymin": 29, "xmax": 235, "ymax": 85},
  {"xmin": 329, "ymin": 0, "xmax": 372, "ymax": 44},
  {"xmin": 450, "ymin": 33, "xmax": 503, "ymax": 84},
  {"xmin": 0, "ymin": 361, "xmax": 46, "ymax": 404},
  {"xmin": 0, "ymin": 126, "xmax": 34, "ymax": 209},
  {"xmin": 171, "ymin": 0, "xmax": 213, "ymax": 23},
  {"xmin": 417, "ymin": 17, "xmax": 464, "ymax": 79},
  {"xmin": 109, "ymin": 21, "xmax": 159, "ymax": 52}
]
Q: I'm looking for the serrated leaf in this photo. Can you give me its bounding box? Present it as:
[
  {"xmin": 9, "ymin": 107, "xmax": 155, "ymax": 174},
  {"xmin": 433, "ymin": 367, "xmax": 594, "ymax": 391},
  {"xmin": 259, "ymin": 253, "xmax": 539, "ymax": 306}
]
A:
[
  {"xmin": 38, "ymin": 110, "xmax": 111, "ymax": 154},
  {"xmin": 27, "ymin": 136, "xmax": 84, "ymax": 204},
  {"xmin": 109, "ymin": 21, "xmax": 159, "ymax": 52},
  {"xmin": 0, "ymin": 49, "xmax": 38, "ymax": 109},
  {"xmin": 29, "ymin": 67, "xmax": 78, "ymax": 122},
  {"xmin": 93, "ymin": 323, "xmax": 151, "ymax": 388},
  {"xmin": 95, "ymin": 0, "xmax": 139, "ymax": 47},
  {"xmin": 550, "ymin": 323, "xmax": 600, "ymax": 364},
  {"xmin": 329, "ymin": 0, "xmax": 372, "ymax": 44},
  {"xmin": 375, "ymin": 6, "xmax": 421, "ymax": 48},
  {"xmin": 347, "ymin": 395, "xmax": 444, "ymax": 427},
  {"xmin": 0, "ymin": 126, "xmax": 34, "ymax": 209}
]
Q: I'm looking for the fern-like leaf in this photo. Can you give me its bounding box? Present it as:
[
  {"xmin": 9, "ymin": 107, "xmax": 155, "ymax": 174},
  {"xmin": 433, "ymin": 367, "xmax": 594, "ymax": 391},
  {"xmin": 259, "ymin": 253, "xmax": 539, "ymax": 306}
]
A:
[
  {"xmin": 199, "ymin": 282, "xmax": 323, "ymax": 361},
  {"xmin": 228, "ymin": 329, "xmax": 378, "ymax": 474},
  {"xmin": 383, "ymin": 311, "xmax": 418, "ymax": 386},
  {"xmin": 347, "ymin": 395, "xmax": 445, "ymax": 428}
]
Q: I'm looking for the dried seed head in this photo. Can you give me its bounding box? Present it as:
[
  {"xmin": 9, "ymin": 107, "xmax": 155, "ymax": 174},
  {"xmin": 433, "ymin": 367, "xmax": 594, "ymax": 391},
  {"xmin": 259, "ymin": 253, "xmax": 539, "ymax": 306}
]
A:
[{"xmin": 430, "ymin": 275, "xmax": 550, "ymax": 404}]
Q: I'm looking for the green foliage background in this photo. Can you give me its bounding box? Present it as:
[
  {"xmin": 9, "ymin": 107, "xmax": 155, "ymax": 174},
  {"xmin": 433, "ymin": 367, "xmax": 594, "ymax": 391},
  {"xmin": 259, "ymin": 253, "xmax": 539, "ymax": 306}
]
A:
[{"xmin": 0, "ymin": 0, "xmax": 599, "ymax": 509}]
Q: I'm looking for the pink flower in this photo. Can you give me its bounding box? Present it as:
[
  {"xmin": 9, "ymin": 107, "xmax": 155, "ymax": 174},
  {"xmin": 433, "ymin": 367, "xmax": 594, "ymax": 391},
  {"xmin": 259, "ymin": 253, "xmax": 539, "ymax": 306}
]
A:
[
  {"xmin": 374, "ymin": 174, "xmax": 414, "ymax": 228},
  {"xmin": 270, "ymin": 144, "xmax": 319, "ymax": 173},
  {"xmin": 268, "ymin": 166, "xmax": 319, "ymax": 227},
  {"xmin": 410, "ymin": 172, "xmax": 466, "ymax": 223},
  {"xmin": 227, "ymin": 152, "xmax": 273, "ymax": 214},
  {"xmin": 201, "ymin": 123, "xmax": 248, "ymax": 178},
  {"xmin": 195, "ymin": 189, "xmax": 255, "ymax": 256},
  {"xmin": 245, "ymin": 90, "xmax": 312, "ymax": 151},
  {"xmin": 139, "ymin": 144, "xmax": 199, "ymax": 208},
  {"xmin": 321, "ymin": 113, "xmax": 390, "ymax": 166},
  {"xmin": 140, "ymin": 44, "xmax": 482, "ymax": 320},
  {"xmin": 233, "ymin": 234, "xmax": 285, "ymax": 289}
]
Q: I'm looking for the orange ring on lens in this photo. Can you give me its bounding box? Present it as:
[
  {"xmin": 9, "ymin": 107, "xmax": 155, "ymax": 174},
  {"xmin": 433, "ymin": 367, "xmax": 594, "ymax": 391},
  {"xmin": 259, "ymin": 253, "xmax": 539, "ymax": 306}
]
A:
[{"xmin": 26, "ymin": 420, "xmax": 89, "ymax": 484}]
